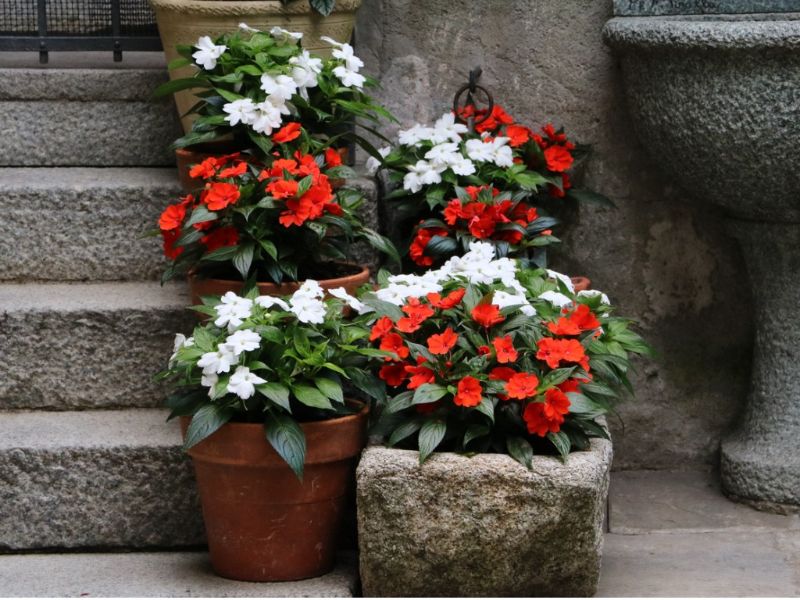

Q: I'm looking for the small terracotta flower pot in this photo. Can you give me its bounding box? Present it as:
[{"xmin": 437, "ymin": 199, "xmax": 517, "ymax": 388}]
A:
[
  {"xmin": 188, "ymin": 263, "xmax": 371, "ymax": 308},
  {"xmin": 571, "ymin": 276, "xmax": 591, "ymax": 292},
  {"xmin": 181, "ymin": 402, "xmax": 368, "ymax": 582}
]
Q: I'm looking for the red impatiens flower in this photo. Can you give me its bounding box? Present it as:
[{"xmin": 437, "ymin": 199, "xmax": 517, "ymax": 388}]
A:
[
  {"xmin": 370, "ymin": 316, "xmax": 393, "ymax": 341},
  {"xmin": 492, "ymin": 335, "xmax": 518, "ymax": 364},
  {"xmin": 267, "ymin": 179, "xmax": 299, "ymax": 199},
  {"xmin": 478, "ymin": 345, "xmax": 491, "ymax": 356},
  {"xmin": 379, "ymin": 363, "xmax": 407, "ymax": 387},
  {"xmin": 189, "ymin": 157, "xmax": 217, "ymax": 180},
  {"xmin": 325, "ymin": 147, "xmax": 343, "ymax": 168},
  {"xmin": 409, "ymin": 227, "xmax": 448, "ymax": 267},
  {"xmin": 201, "ymin": 226, "xmax": 239, "ymax": 252},
  {"xmin": 427, "ymin": 288, "xmax": 466, "ymax": 310},
  {"xmin": 549, "ymin": 173, "xmax": 572, "ymax": 199},
  {"xmin": 505, "ymin": 372, "xmax": 540, "ymax": 400},
  {"xmin": 454, "ymin": 376, "xmax": 483, "ymax": 407},
  {"xmin": 217, "ymin": 161, "xmax": 248, "ymax": 178},
  {"xmin": 505, "ymin": 124, "xmax": 532, "ymax": 147},
  {"xmin": 202, "ymin": 182, "xmax": 241, "ymax": 211},
  {"xmin": 474, "ymin": 105, "xmax": 514, "ymax": 133},
  {"xmin": 158, "ymin": 203, "xmax": 186, "ymax": 231},
  {"xmin": 263, "ymin": 158, "xmax": 300, "ymax": 179},
  {"xmin": 380, "ymin": 333, "xmax": 409, "ymax": 360},
  {"xmin": 543, "ymin": 145, "xmax": 574, "ymax": 173},
  {"xmin": 397, "ymin": 297, "xmax": 435, "ymax": 333},
  {"xmin": 523, "ymin": 388, "xmax": 571, "ymax": 436},
  {"xmin": 536, "ymin": 337, "xmax": 590, "ymax": 371},
  {"xmin": 471, "ymin": 303, "xmax": 505, "ymax": 328},
  {"xmin": 405, "ymin": 363, "xmax": 435, "ymax": 389},
  {"xmin": 489, "ymin": 367, "xmax": 516, "ymax": 382},
  {"xmin": 272, "ymin": 122, "xmax": 302, "ymax": 144},
  {"xmin": 557, "ymin": 379, "xmax": 580, "ymax": 394},
  {"xmin": 427, "ymin": 327, "xmax": 458, "ymax": 355},
  {"xmin": 161, "ymin": 229, "xmax": 183, "ymax": 260},
  {"xmin": 547, "ymin": 304, "xmax": 601, "ymax": 336}
]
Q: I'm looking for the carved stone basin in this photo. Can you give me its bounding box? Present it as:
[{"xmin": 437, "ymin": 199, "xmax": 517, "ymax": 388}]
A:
[{"xmin": 605, "ymin": 13, "xmax": 800, "ymax": 511}]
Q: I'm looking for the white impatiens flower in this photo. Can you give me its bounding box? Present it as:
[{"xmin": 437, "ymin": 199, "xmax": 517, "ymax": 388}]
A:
[
  {"xmin": 403, "ymin": 160, "xmax": 443, "ymax": 193},
  {"xmin": 538, "ymin": 290, "xmax": 574, "ymax": 309},
  {"xmin": 328, "ymin": 287, "xmax": 369, "ymax": 314},
  {"xmin": 214, "ymin": 292, "xmax": 253, "ymax": 331},
  {"xmin": 289, "ymin": 50, "xmax": 323, "ymax": 97},
  {"xmin": 431, "ymin": 112, "xmax": 469, "ymax": 143},
  {"xmin": 449, "ymin": 155, "xmax": 476, "ymax": 176},
  {"xmin": 260, "ymin": 73, "xmax": 298, "ymax": 102},
  {"xmin": 398, "ymin": 124, "xmax": 435, "ymax": 147},
  {"xmin": 424, "ymin": 142, "xmax": 460, "ymax": 167},
  {"xmin": 289, "ymin": 280, "xmax": 327, "ymax": 324},
  {"xmin": 464, "ymin": 138, "xmax": 496, "ymax": 162},
  {"xmin": 223, "ymin": 98, "xmax": 257, "ymax": 126},
  {"xmin": 223, "ymin": 329, "xmax": 261, "ymax": 356},
  {"xmin": 294, "ymin": 280, "xmax": 324, "ymax": 299},
  {"xmin": 192, "ymin": 36, "xmax": 226, "ymax": 70},
  {"xmin": 255, "ymin": 295, "xmax": 290, "ymax": 311},
  {"xmin": 197, "ymin": 348, "xmax": 237, "ymax": 375},
  {"xmin": 331, "ymin": 42, "xmax": 364, "ymax": 72},
  {"xmin": 493, "ymin": 290, "xmax": 537, "ymax": 317},
  {"xmin": 200, "ymin": 371, "xmax": 218, "ymax": 390},
  {"xmin": 269, "ymin": 26, "xmax": 303, "ymax": 44},
  {"xmin": 238, "ymin": 23, "xmax": 260, "ymax": 33},
  {"xmin": 333, "ymin": 65, "xmax": 366, "ymax": 89},
  {"xmin": 491, "ymin": 138, "xmax": 514, "ymax": 167},
  {"xmin": 227, "ymin": 366, "xmax": 267, "ymax": 400},
  {"xmin": 577, "ymin": 289, "xmax": 611, "ymax": 305},
  {"xmin": 250, "ymin": 100, "xmax": 284, "ymax": 135},
  {"xmin": 320, "ymin": 35, "xmax": 344, "ymax": 48},
  {"xmin": 546, "ymin": 269, "xmax": 576, "ymax": 294},
  {"xmin": 374, "ymin": 273, "xmax": 443, "ymax": 306},
  {"xmin": 169, "ymin": 334, "xmax": 194, "ymax": 364},
  {"xmin": 365, "ymin": 146, "xmax": 391, "ymax": 175}
]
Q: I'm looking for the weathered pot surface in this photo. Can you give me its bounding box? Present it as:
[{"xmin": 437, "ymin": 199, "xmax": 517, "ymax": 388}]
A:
[
  {"xmin": 189, "ymin": 263, "xmax": 370, "ymax": 307},
  {"xmin": 181, "ymin": 401, "xmax": 368, "ymax": 582}
]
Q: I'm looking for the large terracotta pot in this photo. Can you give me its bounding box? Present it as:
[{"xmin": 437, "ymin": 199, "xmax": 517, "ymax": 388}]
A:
[
  {"xmin": 149, "ymin": 0, "xmax": 363, "ymax": 133},
  {"xmin": 189, "ymin": 263, "xmax": 370, "ymax": 306},
  {"xmin": 181, "ymin": 401, "xmax": 368, "ymax": 581}
]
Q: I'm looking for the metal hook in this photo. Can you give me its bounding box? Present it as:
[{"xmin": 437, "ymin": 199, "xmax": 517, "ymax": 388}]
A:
[{"xmin": 453, "ymin": 66, "xmax": 494, "ymax": 132}]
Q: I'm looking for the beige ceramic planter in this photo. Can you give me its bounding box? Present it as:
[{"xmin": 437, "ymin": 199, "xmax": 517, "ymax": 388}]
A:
[{"xmin": 150, "ymin": 0, "xmax": 362, "ymax": 132}]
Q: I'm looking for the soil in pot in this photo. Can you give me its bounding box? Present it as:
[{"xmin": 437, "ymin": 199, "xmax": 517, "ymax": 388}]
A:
[
  {"xmin": 189, "ymin": 261, "xmax": 370, "ymax": 307},
  {"xmin": 181, "ymin": 401, "xmax": 368, "ymax": 582}
]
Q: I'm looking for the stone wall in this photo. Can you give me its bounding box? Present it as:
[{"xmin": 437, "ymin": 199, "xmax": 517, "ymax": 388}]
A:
[{"xmin": 355, "ymin": 0, "xmax": 754, "ymax": 469}]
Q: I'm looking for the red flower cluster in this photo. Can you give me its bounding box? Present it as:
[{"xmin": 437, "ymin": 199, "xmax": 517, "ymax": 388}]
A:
[{"xmin": 257, "ymin": 152, "xmax": 342, "ymax": 227}]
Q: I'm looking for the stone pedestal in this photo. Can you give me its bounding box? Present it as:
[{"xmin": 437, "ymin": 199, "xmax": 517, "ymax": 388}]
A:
[
  {"xmin": 721, "ymin": 220, "xmax": 800, "ymax": 510},
  {"xmin": 356, "ymin": 440, "xmax": 612, "ymax": 597}
]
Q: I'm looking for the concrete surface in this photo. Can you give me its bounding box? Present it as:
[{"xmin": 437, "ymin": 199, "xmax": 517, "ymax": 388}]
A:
[
  {"xmin": 357, "ymin": 441, "xmax": 611, "ymax": 597},
  {"xmin": 0, "ymin": 551, "xmax": 357, "ymax": 597},
  {"xmin": 599, "ymin": 470, "xmax": 800, "ymax": 596},
  {"xmin": 0, "ymin": 408, "xmax": 204, "ymax": 549},
  {"xmin": 354, "ymin": 0, "xmax": 755, "ymax": 470},
  {"xmin": 613, "ymin": 0, "xmax": 800, "ymax": 15},
  {"xmin": 0, "ymin": 167, "xmax": 182, "ymax": 281},
  {"xmin": 0, "ymin": 281, "xmax": 194, "ymax": 409}
]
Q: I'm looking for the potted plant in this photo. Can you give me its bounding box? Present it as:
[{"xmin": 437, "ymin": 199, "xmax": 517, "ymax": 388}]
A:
[
  {"xmin": 156, "ymin": 150, "xmax": 399, "ymax": 305},
  {"xmin": 153, "ymin": 24, "xmax": 391, "ymax": 172},
  {"xmin": 355, "ymin": 241, "xmax": 650, "ymax": 596},
  {"xmin": 368, "ymin": 106, "xmax": 612, "ymax": 288},
  {"xmin": 161, "ymin": 281, "xmax": 382, "ymax": 581}
]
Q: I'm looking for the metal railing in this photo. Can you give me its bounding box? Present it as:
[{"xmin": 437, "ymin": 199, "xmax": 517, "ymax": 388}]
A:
[{"xmin": 0, "ymin": 0, "xmax": 162, "ymax": 63}]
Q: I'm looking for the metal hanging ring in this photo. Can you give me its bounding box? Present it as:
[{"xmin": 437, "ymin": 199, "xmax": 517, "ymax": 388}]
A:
[{"xmin": 453, "ymin": 83, "xmax": 495, "ymax": 126}]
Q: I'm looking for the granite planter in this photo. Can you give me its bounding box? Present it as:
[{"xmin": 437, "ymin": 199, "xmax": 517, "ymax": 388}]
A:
[
  {"xmin": 356, "ymin": 439, "xmax": 612, "ymax": 597},
  {"xmin": 604, "ymin": 14, "xmax": 800, "ymax": 510}
]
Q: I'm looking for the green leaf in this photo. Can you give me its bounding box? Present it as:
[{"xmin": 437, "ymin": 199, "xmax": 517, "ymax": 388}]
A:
[
  {"xmin": 259, "ymin": 239, "xmax": 278, "ymax": 260},
  {"xmin": 257, "ymin": 382, "xmax": 291, "ymax": 412},
  {"xmin": 567, "ymin": 188, "xmax": 616, "ymax": 208},
  {"xmin": 463, "ymin": 424, "xmax": 490, "ymax": 447},
  {"xmin": 361, "ymin": 228, "xmax": 401, "ymax": 267},
  {"xmin": 165, "ymin": 390, "xmax": 205, "ymax": 421},
  {"xmin": 233, "ymin": 243, "xmax": 255, "ymax": 279},
  {"xmin": 515, "ymin": 171, "xmax": 548, "ymax": 190},
  {"xmin": 183, "ymin": 404, "xmax": 232, "ymax": 450},
  {"xmin": 202, "ymin": 244, "xmax": 240, "ymax": 262},
  {"xmin": 425, "ymin": 235, "xmax": 458, "ymax": 257},
  {"xmin": 185, "ymin": 206, "xmax": 218, "ymax": 228},
  {"xmin": 388, "ymin": 419, "xmax": 422, "ymax": 447},
  {"xmin": 547, "ymin": 430, "xmax": 572, "ymax": 459},
  {"xmin": 292, "ymin": 384, "xmax": 334, "ymax": 410},
  {"xmin": 539, "ymin": 367, "xmax": 576, "ymax": 390},
  {"xmin": 412, "ymin": 383, "xmax": 449, "ymax": 405},
  {"xmin": 153, "ymin": 77, "xmax": 210, "ymax": 99},
  {"xmin": 418, "ymin": 420, "xmax": 447, "ymax": 464},
  {"xmin": 566, "ymin": 392, "xmax": 604, "ymax": 416},
  {"xmin": 506, "ymin": 436, "xmax": 533, "ymax": 469},
  {"xmin": 297, "ymin": 175, "xmax": 314, "ymax": 197},
  {"xmin": 247, "ymin": 130, "xmax": 274, "ymax": 157},
  {"xmin": 264, "ymin": 411, "xmax": 307, "ymax": 480},
  {"xmin": 474, "ymin": 397, "xmax": 495, "ymax": 422},
  {"xmin": 315, "ymin": 377, "xmax": 344, "ymax": 404},
  {"xmin": 386, "ymin": 390, "xmax": 415, "ymax": 414},
  {"xmin": 345, "ymin": 367, "xmax": 386, "ymax": 402}
]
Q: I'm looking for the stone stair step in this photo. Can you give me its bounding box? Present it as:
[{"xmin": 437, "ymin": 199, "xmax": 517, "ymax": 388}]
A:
[
  {"xmin": 0, "ymin": 167, "xmax": 182, "ymax": 282},
  {"xmin": 0, "ymin": 551, "xmax": 358, "ymax": 596},
  {"xmin": 0, "ymin": 282, "xmax": 193, "ymax": 410},
  {"xmin": 0, "ymin": 408, "xmax": 203, "ymax": 550},
  {"xmin": 0, "ymin": 66, "xmax": 181, "ymax": 166}
]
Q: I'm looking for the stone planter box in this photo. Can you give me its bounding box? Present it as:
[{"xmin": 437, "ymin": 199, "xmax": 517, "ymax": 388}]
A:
[{"xmin": 356, "ymin": 438, "xmax": 612, "ymax": 597}]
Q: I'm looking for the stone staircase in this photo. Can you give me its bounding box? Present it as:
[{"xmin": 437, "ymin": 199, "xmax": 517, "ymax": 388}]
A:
[{"xmin": 0, "ymin": 53, "xmax": 359, "ymax": 596}]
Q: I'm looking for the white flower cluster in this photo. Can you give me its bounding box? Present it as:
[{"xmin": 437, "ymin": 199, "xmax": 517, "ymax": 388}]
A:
[
  {"xmin": 374, "ymin": 241, "xmax": 611, "ymax": 316},
  {"xmin": 196, "ymin": 325, "xmax": 265, "ymax": 400},
  {"xmin": 200, "ymin": 27, "xmax": 365, "ymax": 136},
  {"xmin": 390, "ymin": 112, "xmax": 515, "ymax": 193}
]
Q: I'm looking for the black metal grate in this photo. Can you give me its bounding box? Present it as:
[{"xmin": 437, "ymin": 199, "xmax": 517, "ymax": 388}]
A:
[{"xmin": 0, "ymin": 0, "xmax": 162, "ymax": 62}]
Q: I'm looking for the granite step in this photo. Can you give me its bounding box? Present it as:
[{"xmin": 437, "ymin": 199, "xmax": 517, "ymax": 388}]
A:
[
  {"xmin": 0, "ymin": 58, "xmax": 181, "ymax": 166},
  {"xmin": 0, "ymin": 282, "xmax": 192, "ymax": 410},
  {"xmin": 0, "ymin": 168, "xmax": 182, "ymax": 282},
  {"xmin": 0, "ymin": 408, "xmax": 203, "ymax": 550},
  {"xmin": 0, "ymin": 551, "xmax": 358, "ymax": 597}
]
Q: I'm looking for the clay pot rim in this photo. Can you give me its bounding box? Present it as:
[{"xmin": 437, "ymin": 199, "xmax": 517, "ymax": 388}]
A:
[
  {"xmin": 218, "ymin": 399, "xmax": 368, "ymax": 433},
  {"xmin": 189, "ymin": 263, "xmax": 370, "ymax": 290}
]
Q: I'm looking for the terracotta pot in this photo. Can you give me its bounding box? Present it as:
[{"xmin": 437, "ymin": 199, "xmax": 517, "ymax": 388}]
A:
[
  {"xmin": 181, "ymin": 402, "xmax": 368, "ymax": 581},
  {"xmin": 150, "ymin": 0, "xmax": 362, "ymax": 133},
  {"xmin": 188, "ymin": 263, "xmax": 370, "ymax": 307},
  {"xmin": 571, "ymin": 276, "xmax": 591, "ymax": 292}
]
